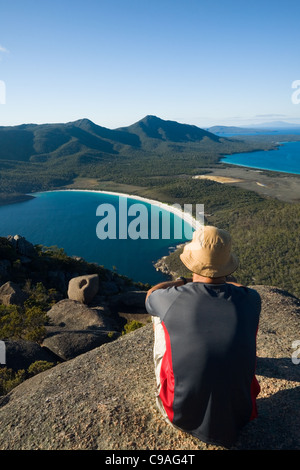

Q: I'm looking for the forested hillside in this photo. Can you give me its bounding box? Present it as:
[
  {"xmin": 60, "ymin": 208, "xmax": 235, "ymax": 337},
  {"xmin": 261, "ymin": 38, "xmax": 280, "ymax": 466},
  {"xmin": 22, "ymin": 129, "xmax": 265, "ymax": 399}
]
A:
[{"xmin": 0, "ymin": 115, "xmax": 284, "ymax": 194}]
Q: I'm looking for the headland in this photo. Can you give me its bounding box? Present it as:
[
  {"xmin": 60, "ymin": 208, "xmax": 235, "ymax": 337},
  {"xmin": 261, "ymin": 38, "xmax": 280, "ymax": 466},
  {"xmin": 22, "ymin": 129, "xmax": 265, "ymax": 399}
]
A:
[{"xmin": 192, "ymin": 166, "xmax": 300, "ymax": 203}]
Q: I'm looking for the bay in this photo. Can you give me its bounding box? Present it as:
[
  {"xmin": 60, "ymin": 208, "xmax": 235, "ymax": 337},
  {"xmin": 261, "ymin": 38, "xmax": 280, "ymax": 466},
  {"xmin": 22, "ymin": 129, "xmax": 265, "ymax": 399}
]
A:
[
  {"xmin": 0, "ymin": 190, "xmax": 194, "ymax": 285},
  {"xmin": 220, "ymin": 141, "xmax": 300, "ymax": 174}
]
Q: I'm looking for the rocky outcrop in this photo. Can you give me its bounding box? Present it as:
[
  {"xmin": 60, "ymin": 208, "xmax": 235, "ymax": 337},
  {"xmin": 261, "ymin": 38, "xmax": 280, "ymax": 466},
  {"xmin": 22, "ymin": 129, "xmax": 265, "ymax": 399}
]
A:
[
  {"xmin": 0, "ymin": 280, "xmax": 149, "ymax": 368},
  {"xmin": 41, "ymin": 329, "xmax": 118, "ymax": 362},
  {"xmin": 4, "ymin": 340, "xmax": 60, "ymax": 372},
  {"xmin": 0, "ymin": 281, "xmax": 29, "ymax": 306},
  {"xmin": 0, "ymin": 285, "xmax": 299, "ymax": 450},
  {"xmin": 67, "ymin": 274, "xmax": 99, "ymax": 304},
  {"xmin": 6, "ymin": 235, "xmax": 36, "ymax": 259},
  {"xmin": 39, "ymin": 290, "xmax": 150, "ymax": 361},
  {"xmin": 46, "ymin": 298, "xmax": 114, "ymax": 331},
  {"xmin": 41, "ymin": 299, "xmax": 120, "ymax": 361},
  {"xmin": 0, "ymin": 235, "xmax": 150, "ymax": 367}
]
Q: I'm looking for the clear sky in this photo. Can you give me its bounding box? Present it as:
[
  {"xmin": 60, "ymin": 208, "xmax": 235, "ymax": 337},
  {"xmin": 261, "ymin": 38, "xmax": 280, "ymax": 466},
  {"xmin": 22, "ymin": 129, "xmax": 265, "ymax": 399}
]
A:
[{"xmin": 1, "ymin": 0, "xmax": 300, "ymax": 129}]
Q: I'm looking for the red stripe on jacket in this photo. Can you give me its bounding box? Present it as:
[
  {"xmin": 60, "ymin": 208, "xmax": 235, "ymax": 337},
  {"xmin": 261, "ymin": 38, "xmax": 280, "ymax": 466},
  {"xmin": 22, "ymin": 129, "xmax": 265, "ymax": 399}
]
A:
[
  {"xmin": 159, "ymin": 322, "xmax": 175, "ymax": 422},
  {"xmin": 250, "ymin": 326, "xmax": 260, "ymax": 420},
  {"xmin": 250, "ymin": 375, "xmax": 260, "ymax": 420}
]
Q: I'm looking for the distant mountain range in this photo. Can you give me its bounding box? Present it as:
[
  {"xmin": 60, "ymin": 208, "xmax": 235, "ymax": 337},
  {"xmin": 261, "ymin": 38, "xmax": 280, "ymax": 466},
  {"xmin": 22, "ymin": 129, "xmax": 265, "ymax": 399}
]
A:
[
  {"xmin": 206, "ymin": 126, "xmax": 262, "ymax": 135},
  {"xmin": 206, "ymin": 121, "xmax": 300, "ymax": 134},
  {"xmin": 0, "ymin": 115, "xmax": 236, "ymax": 194},
  {"xmin": 0, "ymin": 114, "xmax": 294, "ymax": 195},
  {"xmin": 2, "ymin": 115, "xmax": 300, "ymax": 165},
  {"xmin": 248, "ymin": 121, "xmax": 300, "ymax": 128},
  {"xmin": 0, "ymin": 115, "xmax": 221, "ymax": 163}
]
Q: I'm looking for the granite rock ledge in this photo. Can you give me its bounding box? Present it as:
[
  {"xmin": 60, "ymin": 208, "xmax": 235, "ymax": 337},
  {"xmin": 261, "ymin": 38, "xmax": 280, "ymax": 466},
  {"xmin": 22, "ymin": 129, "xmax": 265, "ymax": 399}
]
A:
[{"xmin": 0, "ymin": 285, "xmax": 299, "ymax": 450}]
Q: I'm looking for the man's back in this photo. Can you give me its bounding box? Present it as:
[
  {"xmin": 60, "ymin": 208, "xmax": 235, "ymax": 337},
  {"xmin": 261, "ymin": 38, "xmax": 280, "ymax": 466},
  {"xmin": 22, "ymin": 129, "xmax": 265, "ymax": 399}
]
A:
[{"xmin": 146, "ymin": 281, "xmax": 261, "ymax": 448}]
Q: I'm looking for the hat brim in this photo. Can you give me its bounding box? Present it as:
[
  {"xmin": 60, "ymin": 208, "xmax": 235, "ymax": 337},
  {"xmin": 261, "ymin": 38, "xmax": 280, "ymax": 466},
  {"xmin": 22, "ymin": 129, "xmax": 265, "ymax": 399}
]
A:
[{"xmin": 180, "ymin": 250, "xmax": 239, "ymax": 278}]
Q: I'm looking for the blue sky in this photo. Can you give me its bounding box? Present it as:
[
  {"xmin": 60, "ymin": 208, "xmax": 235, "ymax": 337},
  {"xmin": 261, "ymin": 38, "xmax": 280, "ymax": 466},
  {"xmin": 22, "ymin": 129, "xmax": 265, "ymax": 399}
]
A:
[{"xmin": 0, "ymin": 0, "xmax": 300, "ymax": 129}]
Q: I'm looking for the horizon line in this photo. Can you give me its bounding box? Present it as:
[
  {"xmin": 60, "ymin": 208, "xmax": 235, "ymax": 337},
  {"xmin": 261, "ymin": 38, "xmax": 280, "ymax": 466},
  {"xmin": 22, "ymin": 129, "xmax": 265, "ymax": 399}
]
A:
[{"xmin": 1, "ymin": 114, "xmax": 300, "ymax": 131}]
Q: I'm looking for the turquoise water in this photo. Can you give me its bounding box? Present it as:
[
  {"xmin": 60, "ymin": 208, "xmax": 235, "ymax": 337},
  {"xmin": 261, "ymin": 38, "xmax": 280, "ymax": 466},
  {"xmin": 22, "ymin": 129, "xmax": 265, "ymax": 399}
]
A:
[
  {"xmin": 221, "ymin": 141, "xmax": 300, "ymax": 174},
  {"xmin": 0, "ymin": 191, "xmax": 193, "ymax": 284}
]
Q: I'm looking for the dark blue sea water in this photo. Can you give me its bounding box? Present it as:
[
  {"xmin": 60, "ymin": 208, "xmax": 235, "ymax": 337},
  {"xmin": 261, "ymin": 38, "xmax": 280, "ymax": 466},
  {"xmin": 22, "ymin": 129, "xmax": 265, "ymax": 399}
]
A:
[
  {"xmin": 220, "ymin": 141, "xmax": 300, "ymax": 174},
  {"xmin": 0, "ymin": 191, "xmax": 193, "ymax": 284}
]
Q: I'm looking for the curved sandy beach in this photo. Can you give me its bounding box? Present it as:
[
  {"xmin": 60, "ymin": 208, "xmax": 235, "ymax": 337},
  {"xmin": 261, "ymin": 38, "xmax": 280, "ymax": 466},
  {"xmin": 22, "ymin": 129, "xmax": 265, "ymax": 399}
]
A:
[{"xmin": 36, "ymin": 188, "xmax": 202, "ymax": 234}]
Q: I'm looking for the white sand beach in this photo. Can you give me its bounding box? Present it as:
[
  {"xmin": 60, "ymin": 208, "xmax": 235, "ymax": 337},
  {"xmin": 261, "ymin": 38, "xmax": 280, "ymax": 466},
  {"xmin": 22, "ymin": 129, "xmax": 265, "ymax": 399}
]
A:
[{"xmin": 37, "ymin": 188, "xmax": 202, "ymax": 234}]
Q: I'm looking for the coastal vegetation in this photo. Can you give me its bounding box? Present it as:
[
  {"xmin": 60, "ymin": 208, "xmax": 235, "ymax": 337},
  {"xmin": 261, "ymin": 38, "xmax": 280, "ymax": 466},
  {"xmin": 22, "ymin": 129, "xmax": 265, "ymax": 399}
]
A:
[
  {"xmin": 0, "ymin": 360, "xmax": 55, "ymax": 395},
  {"xmin": 122, "ymin": 319, "xmax": 145, "ymax": 335}
]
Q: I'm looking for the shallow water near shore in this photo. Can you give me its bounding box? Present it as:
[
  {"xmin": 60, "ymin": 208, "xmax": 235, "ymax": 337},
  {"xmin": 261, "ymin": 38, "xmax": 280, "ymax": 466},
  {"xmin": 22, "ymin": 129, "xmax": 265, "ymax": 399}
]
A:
[{"xmin": 0, "ymin": 190, "xmax": 194, "ymax": 284}]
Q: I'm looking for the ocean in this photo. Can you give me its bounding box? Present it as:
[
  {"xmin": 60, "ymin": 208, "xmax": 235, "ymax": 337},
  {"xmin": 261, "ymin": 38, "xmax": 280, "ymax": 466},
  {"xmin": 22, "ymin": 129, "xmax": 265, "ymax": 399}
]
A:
[
  {"xmin": 220, "ymin": 141, "xmax": 300, "ymax": 174},
  {"xmin": 0, "ymin": 190, "xmax": 194, "ymax": 285}
]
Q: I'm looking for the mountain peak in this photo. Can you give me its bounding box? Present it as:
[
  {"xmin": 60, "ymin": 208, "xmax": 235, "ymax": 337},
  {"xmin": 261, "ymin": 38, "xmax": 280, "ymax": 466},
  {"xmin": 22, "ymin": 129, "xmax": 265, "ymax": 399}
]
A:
[
  {"xmin": 119, "ymin": 115, "xmax": 220, "ymax": 143},
  {"xmin": 140, "ymin": 114, "xmax": 162, "ymax": 122},
  {"xmin": 68, "ymin": 118, "xmax": 97, "ymax": 129}
]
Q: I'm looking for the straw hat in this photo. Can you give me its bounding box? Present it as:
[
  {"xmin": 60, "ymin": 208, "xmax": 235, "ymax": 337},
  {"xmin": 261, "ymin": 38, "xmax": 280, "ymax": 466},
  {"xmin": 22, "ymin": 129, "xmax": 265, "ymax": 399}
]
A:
[{"xmin": 180, "ymin": 225, "xmax": 239, "ymax": 278}]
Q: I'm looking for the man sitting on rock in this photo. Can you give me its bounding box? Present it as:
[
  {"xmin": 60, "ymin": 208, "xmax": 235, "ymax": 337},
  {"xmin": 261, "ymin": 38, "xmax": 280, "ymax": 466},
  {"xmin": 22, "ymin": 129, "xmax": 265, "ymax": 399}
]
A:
[{"xmin": 145, "ymin": 225, "xmax": 261, "ymax": 448}]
